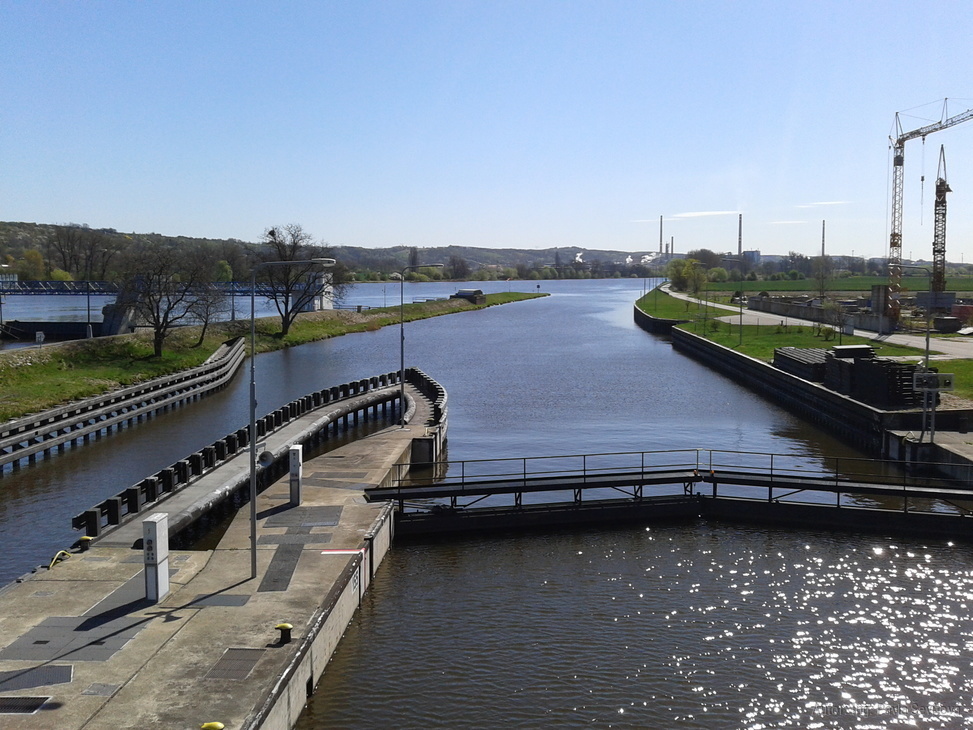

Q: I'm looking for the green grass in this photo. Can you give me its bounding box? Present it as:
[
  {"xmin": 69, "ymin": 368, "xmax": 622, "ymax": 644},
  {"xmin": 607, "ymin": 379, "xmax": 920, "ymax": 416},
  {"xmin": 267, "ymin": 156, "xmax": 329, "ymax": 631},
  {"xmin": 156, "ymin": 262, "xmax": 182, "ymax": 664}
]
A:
[
  {"xmin": 642, "ymin": 285, "xmax": 973, "ymax": 401},
  {"xmin": 635, "ymin": 288, "xmax": 708, "ymax": 319},
  {"xmin": 688, "ymin": 320, "xmax": 926, "ymax": 362},
  {"xmin": 704, "ymin": 275, "xmax": 973, "ymax": 294},
  {"xmin": 0, "ymin": 292, "xmax": 544, "ymax": 422}
]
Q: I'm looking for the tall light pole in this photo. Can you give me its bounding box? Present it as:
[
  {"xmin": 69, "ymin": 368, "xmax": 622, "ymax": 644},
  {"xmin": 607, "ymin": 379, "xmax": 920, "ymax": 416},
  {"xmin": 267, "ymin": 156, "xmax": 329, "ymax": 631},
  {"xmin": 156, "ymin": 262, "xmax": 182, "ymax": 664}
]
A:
[
  {"xmin": 249, "ymin": 257, "xmax": 334, "ymax": 579},
  {"xmin": 0, "ymin": 264, "xmax": 8, "ymax": 336},
  {"xmin": 399, "ymin": 263, "xmax": 443, "ymax": 427},
  {"xmin": 722, "ymin": 257, "xmax": 744, "ymax": 347}
]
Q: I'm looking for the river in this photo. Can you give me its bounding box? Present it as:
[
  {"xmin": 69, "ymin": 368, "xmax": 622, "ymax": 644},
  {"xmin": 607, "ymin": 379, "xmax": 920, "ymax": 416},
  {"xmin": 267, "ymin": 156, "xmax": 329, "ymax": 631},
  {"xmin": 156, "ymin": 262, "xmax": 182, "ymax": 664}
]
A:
[{"xmin": 2, "ymin": 279, "xmax": 970, "ymax": 727}]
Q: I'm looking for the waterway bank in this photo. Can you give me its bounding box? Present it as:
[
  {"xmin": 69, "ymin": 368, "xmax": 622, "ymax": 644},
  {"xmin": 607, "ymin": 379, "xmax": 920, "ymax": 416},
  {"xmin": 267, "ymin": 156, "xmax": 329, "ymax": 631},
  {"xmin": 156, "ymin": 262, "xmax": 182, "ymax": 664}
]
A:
[
  {"xmin": 634, "ymin": 298, "xmax": 973, "ymax": 476},
  {"xmin": 0, "ymin": 291, "xmax": 540, "ymax": 423}
]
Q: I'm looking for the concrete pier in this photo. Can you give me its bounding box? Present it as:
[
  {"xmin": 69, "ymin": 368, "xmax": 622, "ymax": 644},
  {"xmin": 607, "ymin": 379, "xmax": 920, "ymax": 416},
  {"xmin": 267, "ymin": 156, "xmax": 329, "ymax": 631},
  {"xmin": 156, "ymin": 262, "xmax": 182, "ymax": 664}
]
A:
[{"xmin": 0, "ymin": 387, "xmax": 435, "ymax": 728}]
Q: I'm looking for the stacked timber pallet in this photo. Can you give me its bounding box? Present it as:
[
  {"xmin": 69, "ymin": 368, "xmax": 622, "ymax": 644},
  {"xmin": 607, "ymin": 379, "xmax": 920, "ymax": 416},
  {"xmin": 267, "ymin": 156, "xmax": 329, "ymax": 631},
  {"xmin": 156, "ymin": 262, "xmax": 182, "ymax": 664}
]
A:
[
  {"xmin": 775, "ymin": 345, "xmax": 930, "ymax": 410},
  {"xmin": 851, "ymin": 358, "xmax": 930, "ymax": 410},
  {"xmin": 773, "ymin": 347, "xmax": 829, "ymax": 382}
]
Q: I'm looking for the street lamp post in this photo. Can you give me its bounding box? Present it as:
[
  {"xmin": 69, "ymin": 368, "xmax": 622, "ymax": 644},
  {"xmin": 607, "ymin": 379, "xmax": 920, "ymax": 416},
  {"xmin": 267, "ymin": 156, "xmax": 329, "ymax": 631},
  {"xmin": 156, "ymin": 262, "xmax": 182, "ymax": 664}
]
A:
[
  {"xmin": 248, "ymin": 258, "xmax": 335, "ymax": 580},
  {"xmin": 722, "ymin": 257, "xmax": 744, "ymax": 347},
  {"xmin": 0, "ymin": 264, "xmax": 8, "ymax": 336},
  {"xmin": 86, "ymin": 280, "xmax": 93, "ymax": 339},
  {"xmin": 399, "ymin": 263, "xmax": 444, "ymax": 427}
]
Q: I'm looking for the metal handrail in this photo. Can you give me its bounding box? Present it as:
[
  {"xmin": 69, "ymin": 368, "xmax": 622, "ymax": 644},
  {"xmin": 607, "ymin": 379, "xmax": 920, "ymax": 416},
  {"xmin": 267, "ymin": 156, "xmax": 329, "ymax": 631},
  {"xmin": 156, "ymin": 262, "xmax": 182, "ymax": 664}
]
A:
[{"xmin": 395, "ymin": 446, "xmax": 970, "ymax": 493}]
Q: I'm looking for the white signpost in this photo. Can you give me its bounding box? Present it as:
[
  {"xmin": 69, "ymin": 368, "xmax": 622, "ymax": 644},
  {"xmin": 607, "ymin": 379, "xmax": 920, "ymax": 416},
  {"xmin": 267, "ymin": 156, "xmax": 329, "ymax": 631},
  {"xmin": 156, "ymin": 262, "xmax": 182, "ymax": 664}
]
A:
[{"xmin": 143, "ymin": 513, "xmax": 170, "ymax": 602}]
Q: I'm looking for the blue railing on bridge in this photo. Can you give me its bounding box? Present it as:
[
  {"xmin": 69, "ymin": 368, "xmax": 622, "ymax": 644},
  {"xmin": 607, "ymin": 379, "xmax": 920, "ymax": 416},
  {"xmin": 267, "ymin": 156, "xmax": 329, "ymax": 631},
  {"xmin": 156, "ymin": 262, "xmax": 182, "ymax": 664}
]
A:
[
  {"xmin": 0, "ymin": 281, "xmax": 119, "ymax": 295},
  {"xmin": 0, "ymin": 281, "xmax": 316, "ymax": 297}
]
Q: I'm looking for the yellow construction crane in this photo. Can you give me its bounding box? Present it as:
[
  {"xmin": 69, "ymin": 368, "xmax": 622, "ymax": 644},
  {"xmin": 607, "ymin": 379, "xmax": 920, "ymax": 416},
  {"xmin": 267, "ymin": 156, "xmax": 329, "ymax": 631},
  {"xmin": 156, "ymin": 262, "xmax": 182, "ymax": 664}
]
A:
[{"xmin": 887, "ymin": 99, "xmax": 973, "ymax": 319}]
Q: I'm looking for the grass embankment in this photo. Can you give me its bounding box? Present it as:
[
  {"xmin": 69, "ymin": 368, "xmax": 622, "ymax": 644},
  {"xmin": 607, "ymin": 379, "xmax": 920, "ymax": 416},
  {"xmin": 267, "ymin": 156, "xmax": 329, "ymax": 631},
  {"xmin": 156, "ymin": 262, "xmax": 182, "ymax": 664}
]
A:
[
  {"xmin": 636, "ymin": 288, "xmax": 926, "ymax": 360},
  {"xmin": 0, "ymin": 292, "xmax": 544, "ymax": 422},
  {"xmin": 637, "ymin": 287, "xmax": 973, "ymax": 401},
  {"xmin": 704, "ymin": 275, "xmax": 973, "ymax": 295}
]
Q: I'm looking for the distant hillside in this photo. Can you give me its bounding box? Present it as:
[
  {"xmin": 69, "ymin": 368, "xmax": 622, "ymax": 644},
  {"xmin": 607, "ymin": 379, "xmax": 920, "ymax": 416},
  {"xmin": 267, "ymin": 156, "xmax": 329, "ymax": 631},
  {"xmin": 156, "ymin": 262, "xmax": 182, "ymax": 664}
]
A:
[
  {"xmin": 0, "ymin": 221, "xmax": 652, "ymax": 272},
  {"xmin": 330, "ymin": 243, "xmax": 651, "ymax": 272}
]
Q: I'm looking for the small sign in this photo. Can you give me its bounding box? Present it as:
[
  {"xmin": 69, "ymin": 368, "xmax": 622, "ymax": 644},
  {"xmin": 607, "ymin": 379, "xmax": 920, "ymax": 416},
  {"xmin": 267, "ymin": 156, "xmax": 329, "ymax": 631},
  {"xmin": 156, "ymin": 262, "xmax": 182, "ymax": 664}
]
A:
[
  {"xmin": 913, "ymin": 372, "xmax": 954, "ymax": 392},
  {"xmin": 35, "ymin": 331, "xmax": 45, "ymax": 344}
]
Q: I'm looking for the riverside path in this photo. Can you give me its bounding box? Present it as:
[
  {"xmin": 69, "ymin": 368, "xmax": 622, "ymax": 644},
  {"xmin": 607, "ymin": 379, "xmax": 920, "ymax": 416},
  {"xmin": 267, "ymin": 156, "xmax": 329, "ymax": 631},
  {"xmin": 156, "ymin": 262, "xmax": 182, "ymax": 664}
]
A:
[{"xmin": 0, "ymin": 384, "xmax": 435, "ymax": 729}]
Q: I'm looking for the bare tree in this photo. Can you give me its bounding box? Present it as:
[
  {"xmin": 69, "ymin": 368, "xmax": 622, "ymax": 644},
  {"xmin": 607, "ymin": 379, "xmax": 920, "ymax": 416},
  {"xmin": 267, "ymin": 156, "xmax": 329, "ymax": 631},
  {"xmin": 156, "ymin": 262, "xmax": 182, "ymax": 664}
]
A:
[
  {"xmin": 48, "ymin": 226, "xmax": 84, "ymax": 276},
  {"xmin": 188, "ymin": 284, "xmax": 229, "ymax": 347},
  {"xmin": 813, "ymin": 255, "xmax": 833, "ymax": 298},
  {"xmin": 448, "ymin": 255, "xmax": 470, "ymax": 280},
  {"xmin": 120, "ymin": 241, "xmax": 213, "ymax": 357},
  {"xmin": 257, "ymin": 224, "xmax": 341, "ymax": 336}
]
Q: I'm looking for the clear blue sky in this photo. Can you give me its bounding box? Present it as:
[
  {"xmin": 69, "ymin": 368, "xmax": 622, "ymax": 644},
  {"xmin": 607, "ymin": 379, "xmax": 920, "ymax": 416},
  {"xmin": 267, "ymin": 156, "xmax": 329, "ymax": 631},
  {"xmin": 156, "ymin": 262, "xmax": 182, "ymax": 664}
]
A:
[{"xmin": 4, "ymin": 1, "xmax": 973, "ymax": 260}]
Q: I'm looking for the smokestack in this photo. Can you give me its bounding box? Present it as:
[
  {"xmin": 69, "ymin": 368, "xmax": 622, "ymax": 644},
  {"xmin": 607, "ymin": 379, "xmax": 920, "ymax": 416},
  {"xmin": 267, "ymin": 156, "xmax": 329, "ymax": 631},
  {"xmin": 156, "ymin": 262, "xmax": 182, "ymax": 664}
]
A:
[
  {"xmin": 738, "ymin": 214, "xmax": 742, "ymax": 258},
  {"xmin": 659, "ymin": 215, "xmax": 663, "ymax": 253},
  {"xmin": 822, "ymin": 220, "xmax": 826, "ymax": 257}
]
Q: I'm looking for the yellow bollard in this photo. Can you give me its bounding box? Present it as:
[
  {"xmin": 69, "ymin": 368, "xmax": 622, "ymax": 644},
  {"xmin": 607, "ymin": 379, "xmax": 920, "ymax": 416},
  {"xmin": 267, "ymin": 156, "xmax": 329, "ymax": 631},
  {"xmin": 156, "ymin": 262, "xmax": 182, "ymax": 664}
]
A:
[
  {"xmin": 275, "ymin": 622, "xmax": 293, "ymax": 645},
  {"xmin": 200, "ymin": 723, "xmax": 225, "ymax": 730}
]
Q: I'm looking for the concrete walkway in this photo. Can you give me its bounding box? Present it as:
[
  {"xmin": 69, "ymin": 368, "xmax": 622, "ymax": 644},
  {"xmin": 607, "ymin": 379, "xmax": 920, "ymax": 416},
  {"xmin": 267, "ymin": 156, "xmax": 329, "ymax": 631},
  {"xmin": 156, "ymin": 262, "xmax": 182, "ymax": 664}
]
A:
[{"xmin": 0, "ymin": 387, "xmax": 430, "ymax": 729}]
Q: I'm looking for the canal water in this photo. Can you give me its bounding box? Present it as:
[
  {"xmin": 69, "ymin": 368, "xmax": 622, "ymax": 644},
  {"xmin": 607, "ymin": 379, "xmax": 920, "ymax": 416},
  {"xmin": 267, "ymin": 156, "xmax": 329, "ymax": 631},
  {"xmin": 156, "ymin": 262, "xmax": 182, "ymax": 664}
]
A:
[{"xmin": 2, "ymin": 279, "xmax": 971, "ymax": 727}]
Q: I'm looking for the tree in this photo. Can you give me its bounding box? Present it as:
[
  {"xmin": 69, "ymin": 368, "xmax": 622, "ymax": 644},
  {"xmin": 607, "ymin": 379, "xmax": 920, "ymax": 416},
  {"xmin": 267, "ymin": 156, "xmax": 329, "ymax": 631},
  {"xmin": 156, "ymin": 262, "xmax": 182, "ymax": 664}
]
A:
[
  {"xmin": 257, "ymin": 224, "xmax": 342, "ymax": 336},
  {"xmin": 447, "ymin": 255, "xmax": 470, "ymax": 280},
  {"xmin": 686, "ymin": 262, "xmax": 707, "ymax": 297},
  {"xmin": 708, "ymin": 267, "xmax": 728, "ymax": 283},
  {"xmin": 667, "ymin": 259, "xmax": 689, "ymax": 290},
  {"xmin": 685, "ymin": 248, "xmax": 723, "ymax": 270},
  {"xmin": 822, "ymin": 299, "xmax": 844, "ymax": 342},
  {"xmin": 188, "ymin": 283, "xmax": 228, "ymax": 347},
  {"xmin": 18, "ymin": 249, "xmax": 45, "ymax": 280},
  {"xmin": 812, "ymin": 255, "xmax": 833, "ymax": 297},
  {"xmin": 48, "ymin": 226, "xmax": 84, "ymax": 276},
  {"xmin": 119, "ymin": 240, "xmax": 214, "ymax": 357}
]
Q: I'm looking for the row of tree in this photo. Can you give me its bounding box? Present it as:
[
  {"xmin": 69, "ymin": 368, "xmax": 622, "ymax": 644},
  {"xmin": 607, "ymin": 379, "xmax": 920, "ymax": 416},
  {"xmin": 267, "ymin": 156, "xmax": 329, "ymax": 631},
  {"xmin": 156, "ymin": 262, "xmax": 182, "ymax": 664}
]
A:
[{"xmin": 1, "ymin": 224, "xmax": 343, "ymax": 358}]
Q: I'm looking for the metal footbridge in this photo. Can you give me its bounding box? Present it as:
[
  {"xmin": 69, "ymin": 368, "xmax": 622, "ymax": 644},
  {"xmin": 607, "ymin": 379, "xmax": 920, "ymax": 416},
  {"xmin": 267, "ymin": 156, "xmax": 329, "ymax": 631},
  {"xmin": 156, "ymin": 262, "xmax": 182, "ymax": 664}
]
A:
[{"xmin": 367, "ymin": 449, "xmax": 973, "ymax": 536}]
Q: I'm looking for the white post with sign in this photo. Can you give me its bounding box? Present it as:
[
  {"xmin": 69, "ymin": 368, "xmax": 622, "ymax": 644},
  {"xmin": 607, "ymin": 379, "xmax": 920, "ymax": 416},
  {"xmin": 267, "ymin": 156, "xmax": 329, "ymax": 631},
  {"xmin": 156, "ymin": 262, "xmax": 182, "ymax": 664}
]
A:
[
  {"xmin": 289, "ymin": 444, "xmax": 303, "ymax": 506},
  {"xmin": 143, "ymin": 513, "xmax": 170, "ymax": 602}
]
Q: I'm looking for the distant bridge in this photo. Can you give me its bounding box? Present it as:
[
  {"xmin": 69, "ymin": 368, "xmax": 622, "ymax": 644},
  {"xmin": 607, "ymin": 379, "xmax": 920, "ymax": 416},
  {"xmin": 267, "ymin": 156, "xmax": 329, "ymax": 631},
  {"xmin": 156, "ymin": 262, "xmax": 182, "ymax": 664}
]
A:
[
  {"xmin": 0, "ymin": 281, "xmax": 295, "ymax": 297},
  {"xmin": 0, "ymin": 281, "xmax": 119, "ymax": 295}
]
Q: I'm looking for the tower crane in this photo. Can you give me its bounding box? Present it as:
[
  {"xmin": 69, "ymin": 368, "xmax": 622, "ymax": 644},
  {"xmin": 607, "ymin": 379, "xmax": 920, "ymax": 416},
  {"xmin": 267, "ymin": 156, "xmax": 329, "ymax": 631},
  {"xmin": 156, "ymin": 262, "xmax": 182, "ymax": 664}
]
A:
[
  {"xmin": 931, "ymin": 145, "xmax": 951, "ymax": 295},
  {"xmin": 887, "ymin": 99, "xmax": 973, "ymax": 318}
]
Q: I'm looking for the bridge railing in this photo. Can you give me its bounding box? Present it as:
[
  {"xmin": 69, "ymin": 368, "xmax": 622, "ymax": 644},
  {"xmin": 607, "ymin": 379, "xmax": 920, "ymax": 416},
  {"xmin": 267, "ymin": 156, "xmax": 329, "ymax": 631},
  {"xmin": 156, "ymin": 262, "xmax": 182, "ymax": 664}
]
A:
[
  {"xmin": 396, "ymin": 447, "xmax": 973, "ymax": 493},
  {"xmin": 397, "ymin": 448, "xmax": 703, "ymax": 488},
  {"xmin": 701, "ymin": 449, "xmax": 966, "ymax": 490},
  {"xmin": 71, "ymin": 370, "xmax": 408, "ymax": 538}
]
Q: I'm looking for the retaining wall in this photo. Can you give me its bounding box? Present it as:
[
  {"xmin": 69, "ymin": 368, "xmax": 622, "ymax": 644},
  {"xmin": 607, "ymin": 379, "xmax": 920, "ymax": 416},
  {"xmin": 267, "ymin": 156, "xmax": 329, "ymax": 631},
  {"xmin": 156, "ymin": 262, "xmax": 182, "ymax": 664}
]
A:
[
  {"xmin": 73, "ymin": 371, "xmax": 404, "ymax": 538},
  {"xmin": 666, "ymin": 327, "xmax": 915, "ymax": 452},
  {"xmin": 633, "ymin": 302, "xmax": 691, "ymax": 333},
  {"xmin": 1, "ymin": 337, "xmax": 247, "ymax": 473},
  {"xmin": 639, "ymin": 318, "xmax": 973, "ymax": 467},
  {"xmin": 245, "ymin": 503, "xmax": 395, "ymax": 730}
]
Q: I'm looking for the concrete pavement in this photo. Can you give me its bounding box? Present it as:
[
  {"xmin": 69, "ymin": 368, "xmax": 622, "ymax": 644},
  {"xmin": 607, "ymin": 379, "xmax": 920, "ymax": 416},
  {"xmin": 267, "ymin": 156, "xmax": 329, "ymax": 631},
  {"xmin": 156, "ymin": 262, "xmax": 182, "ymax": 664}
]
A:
[{"xmin": 0, "ymin": 387, "xmax": 431, "ymax": 729}]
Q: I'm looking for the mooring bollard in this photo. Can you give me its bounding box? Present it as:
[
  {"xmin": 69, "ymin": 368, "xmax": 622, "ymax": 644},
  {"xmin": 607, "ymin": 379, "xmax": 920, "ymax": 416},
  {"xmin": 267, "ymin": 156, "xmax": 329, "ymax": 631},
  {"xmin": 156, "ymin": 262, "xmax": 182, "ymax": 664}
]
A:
[{"xmin": 276, "ymin": 622, "xmax": 293, "ymax": 645}]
